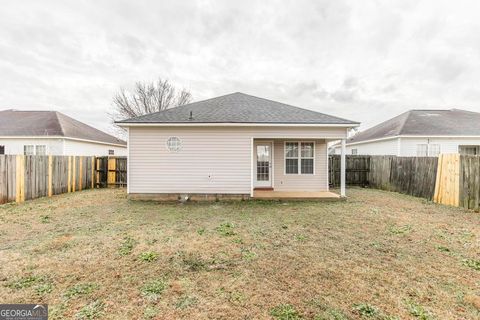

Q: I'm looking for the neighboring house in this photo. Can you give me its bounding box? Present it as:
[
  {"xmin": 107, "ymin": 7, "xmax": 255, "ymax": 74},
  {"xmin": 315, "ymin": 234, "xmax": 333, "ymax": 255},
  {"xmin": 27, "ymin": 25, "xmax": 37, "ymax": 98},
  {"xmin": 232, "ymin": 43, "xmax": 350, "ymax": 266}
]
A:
[
  {"xmin": 332, "ymin": 109, "xmax": 480, "ymax": 156},
  {"xmin": 0, "ymin": 110, "xmax": 127, "ymax": 156},
  {"xmin": 117, "ymin": 92, "xmax": 359, "ymax": 199}
]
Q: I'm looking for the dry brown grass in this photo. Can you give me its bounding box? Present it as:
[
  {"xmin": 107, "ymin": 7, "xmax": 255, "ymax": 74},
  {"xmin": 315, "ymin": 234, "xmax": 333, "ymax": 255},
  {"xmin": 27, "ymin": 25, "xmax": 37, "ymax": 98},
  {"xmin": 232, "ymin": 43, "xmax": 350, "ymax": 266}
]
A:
[{"xmin": 0, "ymin": 188, "xmax": 479, "ymax": 319}]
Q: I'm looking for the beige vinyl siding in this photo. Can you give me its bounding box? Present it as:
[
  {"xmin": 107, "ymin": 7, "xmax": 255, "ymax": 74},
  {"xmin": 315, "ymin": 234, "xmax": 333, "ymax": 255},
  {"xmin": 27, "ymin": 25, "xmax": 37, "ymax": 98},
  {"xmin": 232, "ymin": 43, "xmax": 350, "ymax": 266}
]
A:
[
  {"xmin": 129, "ymin": 126, "xmax": 347, "ymax": 194},
  {"xmin": 273, "ymin": 140, "xmax": 328, "ymax": 191}
]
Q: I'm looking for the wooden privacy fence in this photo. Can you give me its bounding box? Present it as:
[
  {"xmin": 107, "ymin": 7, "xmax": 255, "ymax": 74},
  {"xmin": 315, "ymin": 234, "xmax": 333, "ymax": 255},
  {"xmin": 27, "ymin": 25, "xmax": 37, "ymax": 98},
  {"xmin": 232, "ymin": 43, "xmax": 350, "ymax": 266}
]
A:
[
  {"xmin": 0, "ymin": 155, "xmax": 126, "ymax": 204},
  {"xmin": 369, "ymin": 156, "xmax": 439, "ymax": 200},
  {"xmin": 329, "ymin": 155, "xmax": 370, "ymax": 187},
  {"xmin": 329, "ymin": 154, "xmax": 480, "ymax": 210},
  {"xmin": 95, "ymin": 156, "xmax": 127, "ymax": 188}
]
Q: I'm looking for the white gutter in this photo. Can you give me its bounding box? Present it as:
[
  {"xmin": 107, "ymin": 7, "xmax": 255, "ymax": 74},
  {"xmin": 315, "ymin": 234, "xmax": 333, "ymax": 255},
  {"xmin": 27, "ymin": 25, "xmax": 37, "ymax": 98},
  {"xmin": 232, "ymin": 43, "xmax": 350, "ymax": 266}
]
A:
[
  {"xmin": 116, "ymin": 122, "xmax": 360, "ymax": 128},
  {"xmin": 0, "ymin": 135, "xmax": 127, "ymax": 148},
  {"xmin": 344, "ymin": 134, "xmax": 480, "ymax": 147}
]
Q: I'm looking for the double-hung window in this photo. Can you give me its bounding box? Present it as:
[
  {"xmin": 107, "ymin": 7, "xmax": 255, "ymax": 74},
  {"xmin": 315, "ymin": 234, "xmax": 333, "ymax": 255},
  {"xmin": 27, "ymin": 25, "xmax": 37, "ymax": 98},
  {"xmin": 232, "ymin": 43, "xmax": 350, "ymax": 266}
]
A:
[
  {"xmin": 416, "ymin": 144, "xmax": 427, "ymax": 157},
  {"xmin": 35, "ymin": 145, "xmax": 46, "ymax": 155},
  {"xmin": 428, "ymin": 144, "xmax": 440, "ymax": 157},
  {"xmin": 24, "ymin": 145, "xmax": 34, "ymax": 155},
  {"xmin": 285, "ymin": 142, "xmax": 314, "ymax": 174}
]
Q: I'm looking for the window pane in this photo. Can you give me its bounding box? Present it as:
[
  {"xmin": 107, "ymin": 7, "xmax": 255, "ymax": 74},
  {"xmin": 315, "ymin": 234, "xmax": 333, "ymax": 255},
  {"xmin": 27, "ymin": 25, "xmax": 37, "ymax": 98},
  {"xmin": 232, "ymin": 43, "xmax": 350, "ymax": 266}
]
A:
[
  {"xmin": 301, "ymin": 159, "xmax": 314, "ymax": 174},
  {"xmin": 285, "ymin": 142, "xmax": 298, "ymax": 158},
  {"xmin": 428, "ymin": 144, "xmax": 440, "ymax": 157},
  {"xmin": 24, "ymin": 145, "xmax": 34, "ymax": 155},
  {"xmin": 285, "ymin": 159, "xmax": 298, "ymax": 174},
  {"xmin": 0, "ymin": 145, "xmax": 4, "ymax": 155},
  {"xmin": 36, "ymin": 145, "xmax": 46, "ymax": 155},
  {"xmin": 301, "ymin": 142, "xmax": 314, "ymax": 157},
  {"xmin": 416, "ymin": 144, "xmax": 427, "ymax": 156},
  {"xmin": 351, "ymin": 149, "xmax": 358, "ymax": 155}
]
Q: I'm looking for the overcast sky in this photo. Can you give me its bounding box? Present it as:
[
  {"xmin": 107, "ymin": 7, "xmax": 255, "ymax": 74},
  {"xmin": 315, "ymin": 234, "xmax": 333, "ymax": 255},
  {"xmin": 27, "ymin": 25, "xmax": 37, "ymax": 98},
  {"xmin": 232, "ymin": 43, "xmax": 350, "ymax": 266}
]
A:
[{"xmin": 1, "ymin": 0, "xmax": 479, "ymax": 136}]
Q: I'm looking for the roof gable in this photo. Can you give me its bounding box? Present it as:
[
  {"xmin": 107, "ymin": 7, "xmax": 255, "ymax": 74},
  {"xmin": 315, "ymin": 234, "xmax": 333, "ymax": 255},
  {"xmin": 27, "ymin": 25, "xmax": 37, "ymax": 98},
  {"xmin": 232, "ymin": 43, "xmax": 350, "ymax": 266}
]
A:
[
  {"xmin": 349, "ymin": 109, "xmax": 480, "ymax": 143},
  {"xmin": 0, "ymin": 110, "xmax": 126, "ymax": 145},
  {"xmin": 117, "ymin": 92, "xmax": 358, "ymax": 125}
]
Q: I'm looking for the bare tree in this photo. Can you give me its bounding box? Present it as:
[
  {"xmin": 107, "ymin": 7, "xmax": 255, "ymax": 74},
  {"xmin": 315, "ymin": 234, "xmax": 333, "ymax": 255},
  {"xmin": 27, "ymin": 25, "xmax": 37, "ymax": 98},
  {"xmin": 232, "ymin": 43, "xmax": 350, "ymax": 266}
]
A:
[{"xmin": 111, "ymin": 78, "xmax": 192, "ymax": 122}]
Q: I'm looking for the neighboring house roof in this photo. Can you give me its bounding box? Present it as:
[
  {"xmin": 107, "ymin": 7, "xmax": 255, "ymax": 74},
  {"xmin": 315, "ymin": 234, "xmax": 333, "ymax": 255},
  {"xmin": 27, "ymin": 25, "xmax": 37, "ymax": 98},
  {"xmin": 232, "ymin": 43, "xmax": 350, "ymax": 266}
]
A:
[
  {"xmin": 0, "ymin": 110, "xmax": 126, "ymax": 146},
  {"xmin": 348, "ymin": 109, "xmax": 480, "ymax": 144},
  {"xmin": 116, "ymin": 92, "xmax": 359, "ymax": 125}
]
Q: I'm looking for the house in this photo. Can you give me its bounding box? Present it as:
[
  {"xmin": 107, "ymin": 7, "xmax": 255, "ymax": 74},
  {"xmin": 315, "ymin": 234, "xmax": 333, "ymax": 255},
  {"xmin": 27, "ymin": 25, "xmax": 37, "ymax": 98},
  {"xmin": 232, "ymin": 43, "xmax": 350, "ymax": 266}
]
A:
[
  {"xmin": 332, "ymin": 109, "xmax": 480, "ymax": 156},
  {"xmin": 116, "ymin": 92, "xmax": 359, "ymax": 200},
  {"xmin": 0, "ymin": 110, "xmax": 127, "ymax": 156}
]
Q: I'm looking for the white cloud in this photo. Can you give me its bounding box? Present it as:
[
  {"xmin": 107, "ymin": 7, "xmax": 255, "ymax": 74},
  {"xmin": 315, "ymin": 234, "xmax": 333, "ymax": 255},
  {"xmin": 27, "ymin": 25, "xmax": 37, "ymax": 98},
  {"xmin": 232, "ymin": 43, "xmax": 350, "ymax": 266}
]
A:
[{"xmin": 0, "ymin": 0, "xmax": 479, "ymax": 134}]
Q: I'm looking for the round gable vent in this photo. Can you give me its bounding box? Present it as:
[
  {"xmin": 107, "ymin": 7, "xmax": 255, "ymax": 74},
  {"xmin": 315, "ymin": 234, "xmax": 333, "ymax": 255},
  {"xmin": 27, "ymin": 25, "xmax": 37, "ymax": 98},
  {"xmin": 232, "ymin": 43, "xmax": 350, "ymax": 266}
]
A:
[{"xmin": 166, "ymin": 137, "xmax": 182, "ymax": 152}]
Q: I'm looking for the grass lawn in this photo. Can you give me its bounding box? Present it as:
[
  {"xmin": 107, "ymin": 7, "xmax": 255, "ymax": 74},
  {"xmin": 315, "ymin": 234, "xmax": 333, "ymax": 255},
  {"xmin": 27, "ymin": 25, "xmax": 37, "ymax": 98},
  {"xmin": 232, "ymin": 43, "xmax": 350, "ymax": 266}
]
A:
[{"xmin": 0, "ymin": 188, "xmax": 479, "ymax": 319}]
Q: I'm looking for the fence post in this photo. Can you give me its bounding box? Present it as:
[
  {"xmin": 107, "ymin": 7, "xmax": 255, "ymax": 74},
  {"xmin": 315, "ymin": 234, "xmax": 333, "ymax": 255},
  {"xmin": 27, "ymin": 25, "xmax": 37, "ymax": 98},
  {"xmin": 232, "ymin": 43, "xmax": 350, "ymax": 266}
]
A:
[
  {"xmin": 91, "ymin": 157, "xmax": 95, "ymax": 189},
  {"xmin": 48, "ymin": 155, "xmax": 53, "ymax": 197},
  {"xmin": 340, "ymin": 139, "xmax": 346, "ymax": 197}
]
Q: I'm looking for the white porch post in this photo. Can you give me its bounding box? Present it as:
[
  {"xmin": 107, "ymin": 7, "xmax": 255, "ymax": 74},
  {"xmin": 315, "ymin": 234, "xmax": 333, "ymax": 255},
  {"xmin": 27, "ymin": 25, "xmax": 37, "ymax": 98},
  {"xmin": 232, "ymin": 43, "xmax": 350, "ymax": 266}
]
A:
[{"xmin": 340, "ymin": 138, "xmax": 346, "ymax": 197}]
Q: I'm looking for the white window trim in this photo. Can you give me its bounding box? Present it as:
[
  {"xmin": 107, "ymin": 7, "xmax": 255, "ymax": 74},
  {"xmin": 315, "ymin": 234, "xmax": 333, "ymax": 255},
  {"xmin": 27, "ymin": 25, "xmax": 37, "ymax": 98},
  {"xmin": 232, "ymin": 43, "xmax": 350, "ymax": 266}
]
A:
[{"xmin": 284, "ymin": 141, "xmax": 315, "ymax": 175}]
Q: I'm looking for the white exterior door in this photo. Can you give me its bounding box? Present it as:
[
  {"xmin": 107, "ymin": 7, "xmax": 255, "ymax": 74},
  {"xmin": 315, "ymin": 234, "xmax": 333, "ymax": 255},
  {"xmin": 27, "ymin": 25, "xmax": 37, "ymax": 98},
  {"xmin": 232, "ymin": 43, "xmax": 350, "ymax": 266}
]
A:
[{"xmin": 254, "ymin": 142, "xmax": 272, "ymax": 188}]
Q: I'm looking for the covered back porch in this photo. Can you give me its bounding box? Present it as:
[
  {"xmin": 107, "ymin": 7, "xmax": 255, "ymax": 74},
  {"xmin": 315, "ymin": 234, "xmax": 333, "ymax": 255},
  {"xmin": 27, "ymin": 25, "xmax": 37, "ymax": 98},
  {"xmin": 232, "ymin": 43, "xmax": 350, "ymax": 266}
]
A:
[{"xmin": 250, "ymin": 138, "xmax": 347, "ymax": 200}]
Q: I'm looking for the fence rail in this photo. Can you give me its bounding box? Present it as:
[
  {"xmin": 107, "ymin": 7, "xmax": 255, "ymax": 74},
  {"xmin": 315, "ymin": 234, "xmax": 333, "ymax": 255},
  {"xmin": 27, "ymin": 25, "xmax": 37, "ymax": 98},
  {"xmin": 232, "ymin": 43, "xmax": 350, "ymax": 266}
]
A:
[{"xmin": 0, "ymin": 155, "xmax": 126, "ymax": 204}]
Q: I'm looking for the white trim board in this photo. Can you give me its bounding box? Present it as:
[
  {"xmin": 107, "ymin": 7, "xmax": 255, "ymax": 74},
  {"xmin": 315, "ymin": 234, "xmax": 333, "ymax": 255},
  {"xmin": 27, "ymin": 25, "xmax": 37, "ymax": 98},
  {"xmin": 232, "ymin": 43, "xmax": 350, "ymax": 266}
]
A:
[{"xmin": 116, "ymin": 122, "xmax": 359, "ymax": 128}]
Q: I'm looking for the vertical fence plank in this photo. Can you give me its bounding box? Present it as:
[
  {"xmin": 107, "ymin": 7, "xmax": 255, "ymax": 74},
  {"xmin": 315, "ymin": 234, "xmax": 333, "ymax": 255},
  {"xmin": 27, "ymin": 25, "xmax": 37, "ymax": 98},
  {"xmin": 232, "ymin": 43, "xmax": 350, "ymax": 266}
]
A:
[
  {"xmin": 72, "ymin": 156, "xmax": 76, "ymax": 192},
  {"xmin": 79, "ymin": 156, "xmax": 83, "ymax": 191},
  {"xmin": 0, "ymin": 156, "xmax": 6, "ymax": 204}
]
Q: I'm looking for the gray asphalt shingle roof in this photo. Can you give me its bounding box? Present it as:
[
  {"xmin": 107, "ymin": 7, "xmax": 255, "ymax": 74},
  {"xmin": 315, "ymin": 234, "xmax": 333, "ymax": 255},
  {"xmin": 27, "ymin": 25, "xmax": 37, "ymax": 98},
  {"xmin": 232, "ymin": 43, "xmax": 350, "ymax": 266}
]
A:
[
  {"xmin": 349, "ymin": 109, "xmax": 480, "ymax": 143},
  {"xmin": 117, "ymin": 92, "xmax": 358, "ymax": 125},
  {"xmin": 0, "ymin": 110, "xmax": 126, "ymax": 145}
]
